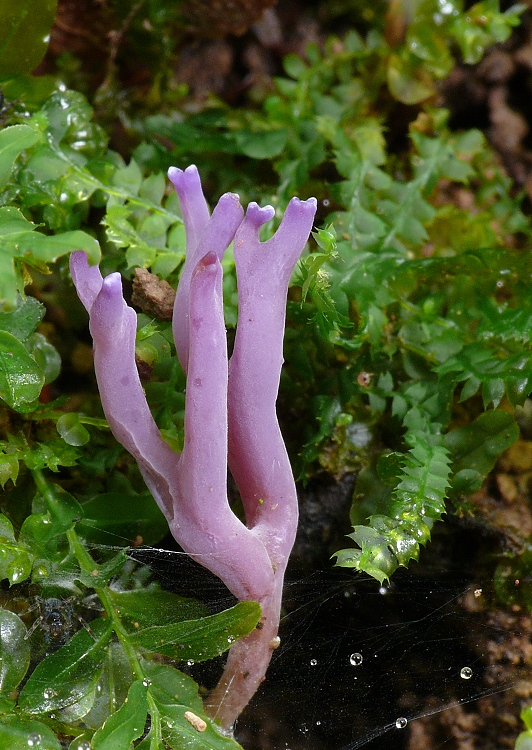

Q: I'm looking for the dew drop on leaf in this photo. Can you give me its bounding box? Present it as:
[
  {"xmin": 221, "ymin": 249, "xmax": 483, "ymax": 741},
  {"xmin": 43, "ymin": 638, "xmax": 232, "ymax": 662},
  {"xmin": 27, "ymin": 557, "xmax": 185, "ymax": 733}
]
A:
[
  {"xmin": 76, "ymin": 743, "xmax": 90, "ymax": 750},
  {"xmin": 395, "ymin": 717, "xmax": 408, "ymax": 729},
  {"xmin": 349, "ymin": 652, "xmax": 363, "ymax": 666},
  {"xmin": 310, "ymin": 658, "xmax": 317, "ymax": 666},
  {"xmin": 460, "ymin": 666, "xmax": 473, "ymax": 679},
  {"xmin": 27, "ymin": 735, "xmax": 42, "ymax": 747}
]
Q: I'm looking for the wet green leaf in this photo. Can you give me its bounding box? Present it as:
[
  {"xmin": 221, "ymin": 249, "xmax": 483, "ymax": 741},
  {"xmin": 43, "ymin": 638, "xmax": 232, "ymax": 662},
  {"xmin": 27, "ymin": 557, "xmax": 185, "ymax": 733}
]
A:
[
  {"xmin": 0, "ymin": 513, "xmax": 33, "ymax": 585},
  {"xmin": 129, "ymin": 601, "xmax": 261, "ymax": 661},
  {"xmin": 144, "ymin": 662, "xmax": 244, "ymax": 750},
  {"xmin": 0, "ymin": 125, "xmax": 41, "ymax": 189},
  {"xmin": 18, "ymin": 618, "xmax": 113, "ymax": 714},
  {"xmin": 0, "ymin": 716, "xmax": 61, "ymax": 750},
  {"xmin": 91, "ymin": 679, "xmax": 148, "ymax": 750},
  {"xmin": 0, "ymin": 609, "xmax": 31, "ymax": 694},
  {"xmin": 0, "ymin": 331, "xmax": 44, "ymax": 409},
  {"xmin": 27, "ymin": 333, "xmax": 61, "ymax": 385},
  {"xmin": 0, "ymin": 296, "xmax": 44, "ymax": 341}
]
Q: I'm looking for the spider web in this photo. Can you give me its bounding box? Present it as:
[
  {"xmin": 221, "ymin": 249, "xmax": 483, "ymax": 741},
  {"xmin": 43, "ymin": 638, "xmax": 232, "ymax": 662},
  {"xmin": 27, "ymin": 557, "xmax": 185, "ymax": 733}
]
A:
[
  {"xmin": 122, "ymin": 535, "xmax": 525, "ymax": 750},
  {"xmin": 15, "ymin": 520, "xmax": 526, "ymax": 750}
]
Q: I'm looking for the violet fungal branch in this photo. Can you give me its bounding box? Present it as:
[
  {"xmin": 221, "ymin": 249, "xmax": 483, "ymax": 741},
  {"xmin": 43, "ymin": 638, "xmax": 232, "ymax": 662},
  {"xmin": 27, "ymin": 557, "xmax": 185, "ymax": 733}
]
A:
[
  {"xmin": 70, "ymin": 164, "xmax": 316, "ymax": 731},
  {"xmin": 204, "ymin": 197, "xmax": 317, "ymax": 726}
]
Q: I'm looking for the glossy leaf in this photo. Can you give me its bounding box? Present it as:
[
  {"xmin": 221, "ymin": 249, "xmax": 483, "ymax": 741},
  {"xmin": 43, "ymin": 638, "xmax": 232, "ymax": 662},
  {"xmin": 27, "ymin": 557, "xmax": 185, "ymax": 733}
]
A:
[
  {"xmin": 0, "ymin": 716, "xmax": 61, "ymax": 750},
  {"xmin": 0, "ymin": 514, "xmax": 33, "ymax": 585},
  {"xmin": 144, "ymin": 662, "xmax": 244, "ymax": 750},
  {"xmin": 0, "ymin": 331, "xmax": 44, "ymax": 409},
  {"xmin": 129, "ymin": 601, "xmax": 261, "ymax": 661},
  {"xmin": 78, "ymin": 492, "xmax": 169, "ymax": 547},
  {"xmin": 56, "ymin": 413, "xmax": 90, "ymax": 447},
  {"xmin": 0, "ymin": 125, "xmax": 40, "ymax": 189},
  {"xmin": 0, "ymin": 296, "xmax": 44, "ymax": 341},
  {"xmin": 0, "ymin": 609, "xmax": 31, "ymax": 694},
  {"xmin": 18, "ymin": 618, "xmax": 113, "ymax": 714},
  {"xmin": 27, "ymin": 333, "xmax": 61, "ymax": 385},
  {"xmin": 108, "ymin": 588, "xmax": 208, "ymax": 629},
  {"xmin": 91, "ymin": 679, "xmax": 148, "ymax": 750}
]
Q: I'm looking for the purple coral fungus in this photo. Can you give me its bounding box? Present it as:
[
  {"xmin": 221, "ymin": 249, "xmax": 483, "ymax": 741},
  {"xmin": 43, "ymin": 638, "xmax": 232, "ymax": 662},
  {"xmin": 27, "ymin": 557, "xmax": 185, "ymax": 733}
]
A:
[{"xmin": 70, "ymin": 164, "xmax": 316, "ymax": 729}]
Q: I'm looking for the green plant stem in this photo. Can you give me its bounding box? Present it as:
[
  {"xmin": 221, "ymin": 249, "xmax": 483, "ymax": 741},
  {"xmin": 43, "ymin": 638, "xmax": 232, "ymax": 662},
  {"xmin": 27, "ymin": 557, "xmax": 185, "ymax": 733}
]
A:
[
  {"xmin": 65, "ymin": 527, "xmax": 161, "ymax": 726},
  {"xmin": 32, "ymin": 468, "xmax": 163, "ymax": 745},
  {"xmin": 27, "ymin": 411, "xmax": 110, "ymax": 429}
]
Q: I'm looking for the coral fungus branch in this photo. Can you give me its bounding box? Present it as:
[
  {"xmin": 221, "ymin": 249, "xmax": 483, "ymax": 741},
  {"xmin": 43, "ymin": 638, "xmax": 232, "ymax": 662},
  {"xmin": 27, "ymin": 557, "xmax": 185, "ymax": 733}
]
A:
[{"xmin": 70, "ymin": 164, "xmax": 316, "ymax": 731}]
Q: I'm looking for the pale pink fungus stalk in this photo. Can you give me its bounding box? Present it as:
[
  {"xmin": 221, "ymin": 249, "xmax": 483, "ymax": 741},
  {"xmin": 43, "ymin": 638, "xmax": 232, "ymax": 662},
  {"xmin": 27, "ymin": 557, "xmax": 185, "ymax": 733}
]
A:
[{"xmin": 70, "ymin": 164, "xmax": 316, "ymax": 729}]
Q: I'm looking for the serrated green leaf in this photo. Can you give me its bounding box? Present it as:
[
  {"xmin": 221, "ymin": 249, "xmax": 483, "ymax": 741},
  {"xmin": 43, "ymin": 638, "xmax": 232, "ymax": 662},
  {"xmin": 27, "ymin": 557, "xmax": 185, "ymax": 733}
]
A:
[
  {"xmin": 445, "ymin": 410, "xmax": 519, "ymax": 495},
  {"xmin": 0, "ymin": 453, "xmax": 18, "ymax": 488},
  {"xmin": 144, "ymin": 662, "xmax": 244, "ymax": 750},
  {"xmin": 108, "ymin": 588, "xmax": 208, "ymax": 629},
  {"xmin": 0, "ymin": 609, "xmax": 31, "ymax": 694},
  {"xmin": 0, "ymin": 331, "xmax": 44, "ymax": 409},
  {"xmin": 129, "ymin": 601, "xmax": 261, "ymax": 661},
  {"xmin": 18, "ymin": 618, "xmax": 113, "ymax": 714},
  {"xmin": 0, "ymin": 513, "xmax": 33, "ymax": 585},
  {"xmin": 91, "ymin": 679, "xmax": 148, "ymax": 750}
]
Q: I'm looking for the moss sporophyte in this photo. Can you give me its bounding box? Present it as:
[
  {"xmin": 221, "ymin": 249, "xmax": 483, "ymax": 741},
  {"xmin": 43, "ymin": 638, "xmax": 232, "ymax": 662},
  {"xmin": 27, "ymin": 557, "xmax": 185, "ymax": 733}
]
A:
[{"xmin": 70, "ymin": 165, "xmax": 317, "ymax": 729}]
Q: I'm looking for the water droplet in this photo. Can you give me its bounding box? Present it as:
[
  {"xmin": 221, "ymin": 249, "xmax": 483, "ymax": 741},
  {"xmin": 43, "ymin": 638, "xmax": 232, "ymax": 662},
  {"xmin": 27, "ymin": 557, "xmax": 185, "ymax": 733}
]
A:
[
  {"xmin": 27, "ymin": 735, "xmax": 42, "ymax": 747},
  {"xmin": 310, "ymin": 658, "xmax": 317, "ymax": 666},
  {"xmin": 460, "ymin": 667, "xmax": 473, "ymax": 680},
  {"xmin": 395, "ymin": 717, "xmax": 407, "ymax": 729},
  {"xmin": 43, "ymin": 688, "xmax": 57, "ymax": 699},
  {"xmin": 378, "ymin": 585, "xmax": 388, "ymax": 595},
  {"xmin": 349, "ymin": 652, "xmax": 363, "ymax": 666},
  {"xmin": 186, "ymin": 659, "xmax": 195, "ymax": 666},
  {"xmin": 227, "ymin": 635, "xmax": 236, "ymax": 644},
  {"xmin": 142, "ymin": 678, "xmax": 152, "ymax": 687},
  {"xmin": 316, "ymin": 720, "xmax": 321, "ymax": 726},
  {"xmin": 77, "ymin": 743, "xmax": 90, "ymax": 750}
]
